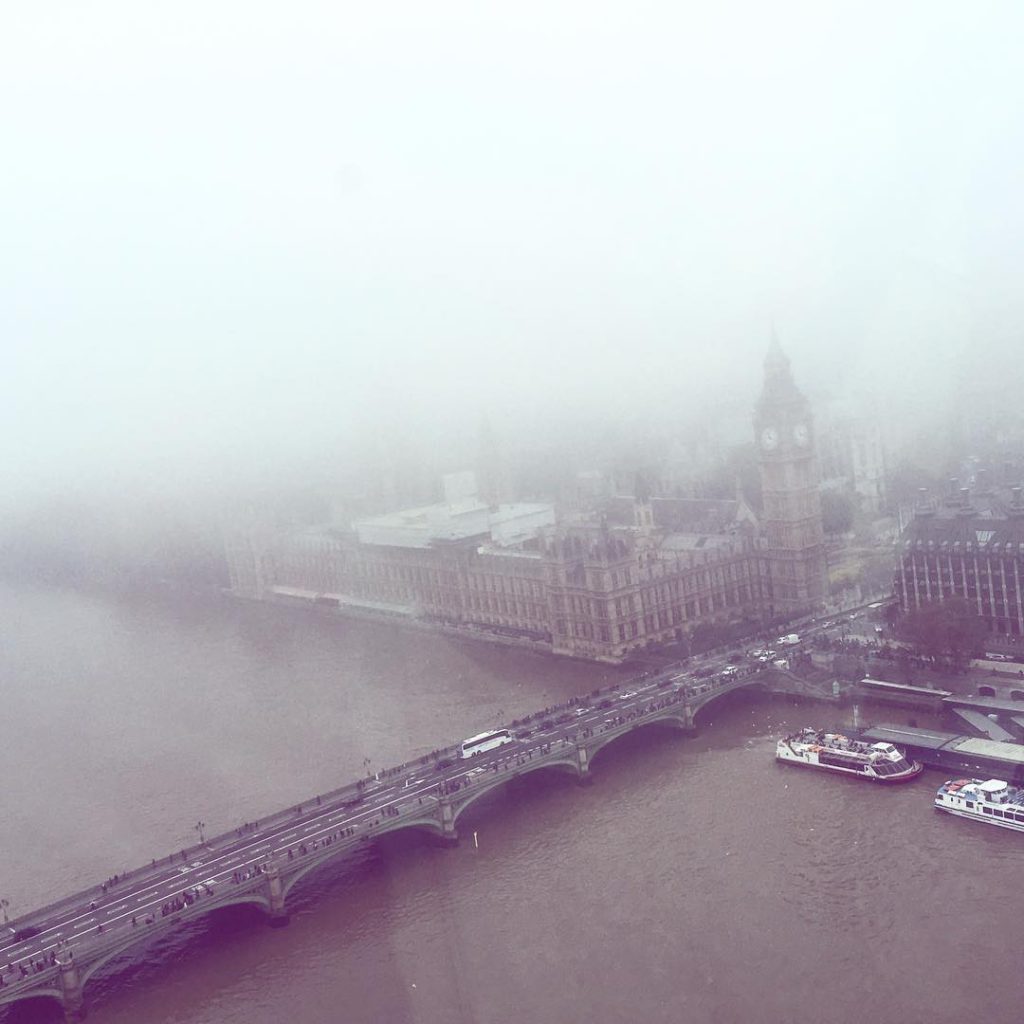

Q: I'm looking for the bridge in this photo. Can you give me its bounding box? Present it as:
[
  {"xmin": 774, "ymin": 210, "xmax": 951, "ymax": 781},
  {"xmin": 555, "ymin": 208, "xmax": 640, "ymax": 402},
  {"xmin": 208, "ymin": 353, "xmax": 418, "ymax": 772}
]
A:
[{"xmin": 0, "ymin": 663, "xmax": 780, "ymax": 1022}]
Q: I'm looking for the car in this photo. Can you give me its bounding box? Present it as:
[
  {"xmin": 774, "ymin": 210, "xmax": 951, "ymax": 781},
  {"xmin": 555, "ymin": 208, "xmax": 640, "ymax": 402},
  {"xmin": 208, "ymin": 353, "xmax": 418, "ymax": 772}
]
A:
[
  {"xmin": 11, "ymin": 926, "xmax": 41, "ymax": 942},
  {"xmin": 721, "ymin": 666, "xmax": 739, "ymax": 677},
  {"xmin": 618, "ymin": 690, "xmax": 637, "ymax": 700},
  {"xmin": 573, "ymin": 707, "xmax": 589, "ymax": 716},
  {"xmin": 985, "ymin": 652, "xmax": 1011, "ymax": 662},
  {"xmin": 403, "ymin": 777, "xmax": 426, "ymax": 788},
  {"xmin": 776, "ymin": 634, "xmax": 800, "ymax": 646},
  {"xmin": 693, "ymin": 667, "xmax": 714, "ymax": 678},
  {"xmin": 434, "ymin": 758, "xmax": 454, "ymax": 770},
  {"xmin": 343, "ymin": 795, "xmax": 365, "ymax": 807},
  {"xmin": 656, "ymin": 678, "xmax": 672, "ymax": 688},
  {"xmin": 598, "ymin": 699, "xmax": 613, "ymax": 709},
  {"xmin": 514, "ymin": 729, "xmax": 532, "ymax": 739}
]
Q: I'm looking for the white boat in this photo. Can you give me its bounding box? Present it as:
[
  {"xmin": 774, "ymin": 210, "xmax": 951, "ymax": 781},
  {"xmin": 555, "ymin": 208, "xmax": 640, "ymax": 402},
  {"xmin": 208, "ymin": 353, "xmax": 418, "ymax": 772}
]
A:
[
  {"xmin": 934, "ymin": 778, "xmax": 1024, "ymax": 831},
  {"xmin": 776, "ymin": 727, "xmax": 922, "ymax": 783}
]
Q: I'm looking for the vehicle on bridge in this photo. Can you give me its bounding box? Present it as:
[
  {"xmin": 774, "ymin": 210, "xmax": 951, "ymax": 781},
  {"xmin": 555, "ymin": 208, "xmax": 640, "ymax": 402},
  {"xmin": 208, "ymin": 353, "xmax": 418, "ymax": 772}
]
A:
[
  {"xmin": 776, "ymin": 728, "xmax": 922, "ymax": 783},
  {"xmin": 460, "ymin": 728, "xmax": 513, "ymax": 758}
]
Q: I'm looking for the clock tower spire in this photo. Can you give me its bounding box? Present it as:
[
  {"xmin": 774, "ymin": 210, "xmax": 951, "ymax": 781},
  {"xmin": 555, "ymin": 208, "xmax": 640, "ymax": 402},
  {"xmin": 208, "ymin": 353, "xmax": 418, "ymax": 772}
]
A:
[{"xmin": 753, "ymin": 334, "xmax": 827, "ymax": 616}]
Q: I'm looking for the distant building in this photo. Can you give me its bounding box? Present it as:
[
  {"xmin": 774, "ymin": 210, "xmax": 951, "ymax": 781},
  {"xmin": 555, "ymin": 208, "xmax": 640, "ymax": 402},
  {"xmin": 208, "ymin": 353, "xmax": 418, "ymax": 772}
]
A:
[
  {"xmin": 895, "ymin": 481, "xmax": 1024, "ymax": 639},
  {"xmin": 819, "ymin": 410, "xmax": 888, "ymax": 513},
  {"xmin": 225, "ymin": 340, "xmax": 827, "ymax": 662}
]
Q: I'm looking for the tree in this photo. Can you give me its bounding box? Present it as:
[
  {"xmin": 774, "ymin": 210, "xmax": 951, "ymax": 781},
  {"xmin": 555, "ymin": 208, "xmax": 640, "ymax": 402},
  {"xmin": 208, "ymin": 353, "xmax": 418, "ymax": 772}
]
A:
[{"xmin": 900, "ymin": 598, "xmax": 987, "ymax": 669}]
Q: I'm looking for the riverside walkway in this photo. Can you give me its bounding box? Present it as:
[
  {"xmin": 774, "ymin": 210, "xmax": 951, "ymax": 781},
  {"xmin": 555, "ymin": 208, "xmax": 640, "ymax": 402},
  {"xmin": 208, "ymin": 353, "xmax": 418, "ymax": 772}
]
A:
[{"xmin": 0, "ymin": 658, "xmax": 801, "ymax": 1021}]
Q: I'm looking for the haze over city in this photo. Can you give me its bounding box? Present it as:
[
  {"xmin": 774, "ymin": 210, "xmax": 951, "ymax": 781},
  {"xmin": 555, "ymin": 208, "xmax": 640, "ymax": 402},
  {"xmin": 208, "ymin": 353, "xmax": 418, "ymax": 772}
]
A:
[
  {"xmin": 9, "ymin": 5, "xmax": 1024, "ymax": 1024},
  {"xmin": 4, "ymin": 0, "xmax": 1024, "ymax": 513}
]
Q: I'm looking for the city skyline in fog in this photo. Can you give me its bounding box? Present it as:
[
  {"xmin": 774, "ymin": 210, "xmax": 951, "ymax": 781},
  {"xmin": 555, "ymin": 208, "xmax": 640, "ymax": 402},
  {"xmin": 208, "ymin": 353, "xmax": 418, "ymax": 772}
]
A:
[{"xmin": 4, "ymin": 1, "xmax": 1024, "ymax": 502}]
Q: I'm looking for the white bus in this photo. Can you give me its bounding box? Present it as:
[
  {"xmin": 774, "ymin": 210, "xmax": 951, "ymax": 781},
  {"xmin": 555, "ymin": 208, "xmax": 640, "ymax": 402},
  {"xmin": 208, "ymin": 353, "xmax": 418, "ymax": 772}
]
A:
[{"xmin": 460, "ymin": 728, "xmax": 514, "ymax": 759}]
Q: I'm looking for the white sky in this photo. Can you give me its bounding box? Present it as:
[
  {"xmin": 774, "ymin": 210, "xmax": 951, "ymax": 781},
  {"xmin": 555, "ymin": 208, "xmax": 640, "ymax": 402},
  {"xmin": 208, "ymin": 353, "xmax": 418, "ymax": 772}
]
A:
[{"xmin": 3, "ymin": 1, "xmax": 1023, "ymax": 496}]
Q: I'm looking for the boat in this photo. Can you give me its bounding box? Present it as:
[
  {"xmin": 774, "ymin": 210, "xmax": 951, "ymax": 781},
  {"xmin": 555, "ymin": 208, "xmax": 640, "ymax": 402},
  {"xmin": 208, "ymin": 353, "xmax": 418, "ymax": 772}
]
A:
[
  {"xmin": 776, "ymin": 727, "xmax": 923, "ymax": 782},
  {"xmin": 934, "ymin": 778, "xmax": 1024, "ymax": 831}
]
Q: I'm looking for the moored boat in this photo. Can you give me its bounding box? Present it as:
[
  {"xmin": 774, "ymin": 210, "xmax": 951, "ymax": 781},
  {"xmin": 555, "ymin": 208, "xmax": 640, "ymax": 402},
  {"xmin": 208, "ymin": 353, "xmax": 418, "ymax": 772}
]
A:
[
  {"xmin": 776, "ymin": 727, "xmax": 923, "ymax": 783},
  {"xmin": 934, "ymin": 778, "xmax": 1024, "ymax": 831}
]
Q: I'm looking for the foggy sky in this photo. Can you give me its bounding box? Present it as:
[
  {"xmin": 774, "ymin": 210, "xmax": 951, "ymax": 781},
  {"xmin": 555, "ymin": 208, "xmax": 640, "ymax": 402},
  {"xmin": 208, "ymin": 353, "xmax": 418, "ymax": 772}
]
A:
[{"xmin": 4, "ymin": 1, "xmax": 1024, "ymax": 500}]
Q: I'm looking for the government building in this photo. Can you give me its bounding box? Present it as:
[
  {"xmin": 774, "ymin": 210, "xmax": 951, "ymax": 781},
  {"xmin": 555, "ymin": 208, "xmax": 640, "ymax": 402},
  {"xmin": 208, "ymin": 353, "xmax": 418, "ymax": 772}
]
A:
[
  {"xmin": 895, "ymin": 473, "xmax": 1024, "ymax": 640},
  {"xmin": 225, "ymin": 341, "xmax": 828, "ymax": 663}
]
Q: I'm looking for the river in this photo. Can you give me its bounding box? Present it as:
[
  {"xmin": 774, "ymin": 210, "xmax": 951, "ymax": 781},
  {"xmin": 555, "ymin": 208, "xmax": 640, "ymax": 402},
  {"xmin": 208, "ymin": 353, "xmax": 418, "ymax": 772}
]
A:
[{"xmin": 0, "ymin": 581, "xmax": 1021, "ymax": 1024}]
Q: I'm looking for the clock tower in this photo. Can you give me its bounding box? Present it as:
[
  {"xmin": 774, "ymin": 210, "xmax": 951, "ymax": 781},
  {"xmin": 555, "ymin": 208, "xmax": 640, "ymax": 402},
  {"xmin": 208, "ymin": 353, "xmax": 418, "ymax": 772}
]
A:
[{"xmin": 753, "ymin": 335, "xmax": 827, "ymax": 615}]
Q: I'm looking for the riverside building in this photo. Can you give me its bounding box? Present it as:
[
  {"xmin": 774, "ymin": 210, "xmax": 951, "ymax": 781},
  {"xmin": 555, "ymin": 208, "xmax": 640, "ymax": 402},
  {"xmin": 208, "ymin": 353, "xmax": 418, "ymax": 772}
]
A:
[
  {"xmin": 225, "ymin": 341, "xmax": 828, "ymax": 663},
  {"xmin": 895, "ymin": 476, "xmax": 1024, "ymax": 640}
]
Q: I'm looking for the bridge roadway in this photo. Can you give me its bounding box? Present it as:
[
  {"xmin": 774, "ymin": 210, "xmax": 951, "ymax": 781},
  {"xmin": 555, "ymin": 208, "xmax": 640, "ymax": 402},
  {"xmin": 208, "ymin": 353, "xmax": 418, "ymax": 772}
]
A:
[{"xmin": 0, "ymin": 661, "xmax": 780, "ymax": 1021}]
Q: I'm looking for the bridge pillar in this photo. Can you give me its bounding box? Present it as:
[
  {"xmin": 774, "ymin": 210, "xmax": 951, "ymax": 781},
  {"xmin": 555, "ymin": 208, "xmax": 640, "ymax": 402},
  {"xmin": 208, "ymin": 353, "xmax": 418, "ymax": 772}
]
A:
[
  {"xmin": 437, "ymin": 799, "xmax": 459, "ymax": 847},
  {"xmin": 575, "ymin": 745, "xmax": 593, "ymax": 786},
  {"xmin": 57, "ymin": 951, "xmax": 86, "ymax": 1022},
  {"xmin": 264, "ymin": 862, "xmax": 289, "ymax": 928}
]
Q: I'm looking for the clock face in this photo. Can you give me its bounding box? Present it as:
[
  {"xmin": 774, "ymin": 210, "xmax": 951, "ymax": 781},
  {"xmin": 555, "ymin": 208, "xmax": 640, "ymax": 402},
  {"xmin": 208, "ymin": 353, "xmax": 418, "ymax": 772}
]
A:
[
  {"xmin": 760, "ymin": 427, "xmax": 779, "ymax": 451},
  {"xmin": 793, "ymin": 422, "xmax": 810, "ymax": 447}
]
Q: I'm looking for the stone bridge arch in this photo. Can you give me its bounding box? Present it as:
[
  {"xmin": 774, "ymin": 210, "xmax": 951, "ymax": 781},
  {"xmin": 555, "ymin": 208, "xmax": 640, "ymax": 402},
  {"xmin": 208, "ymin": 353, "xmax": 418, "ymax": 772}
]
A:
[
  {"xmin": 280, "ymin": 818, "xmax": 445, "ymax": 902},
  {"xmin": 689, "ymin": 679, "xmax": 766, "ymax": 723},
  {"xmin": 0, "ymin": 986, "xmax": 62, "ymax": 1015},
  {"xmin": 449, "ymin": 758, "xmax": 581, "ymax": 827},
  {"xmin": 585, "ymin": 711, "xmax": 693, "ymax": 767},
  {"xmin": 79, "ymin": 893, "xmax": 271, "ymax": 987}
]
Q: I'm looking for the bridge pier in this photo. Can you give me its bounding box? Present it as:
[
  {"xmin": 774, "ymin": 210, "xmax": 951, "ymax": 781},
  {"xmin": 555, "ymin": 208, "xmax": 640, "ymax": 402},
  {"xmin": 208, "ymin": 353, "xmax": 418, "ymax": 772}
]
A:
[
  {"xmin": 436, "ymin": 799, "xmax": 459, "ymax": 847},
  {"xmin": 264, "ymin": 862, "xmax": 289, "ymax": 928},
  {"xmin": 58, "ymin": 951, "xmax": 86, "ymax": 1022},
  {"xmin": 575, "ymin": 745, "xmax": 594, "ymax": 786}
]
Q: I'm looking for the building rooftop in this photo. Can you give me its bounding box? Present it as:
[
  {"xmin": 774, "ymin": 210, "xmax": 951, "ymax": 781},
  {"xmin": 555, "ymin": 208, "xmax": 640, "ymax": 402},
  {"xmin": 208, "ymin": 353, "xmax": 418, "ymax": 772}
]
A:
[{"xmin": 354, "ymin": 501, "xmax": 554, "ymax": 549}]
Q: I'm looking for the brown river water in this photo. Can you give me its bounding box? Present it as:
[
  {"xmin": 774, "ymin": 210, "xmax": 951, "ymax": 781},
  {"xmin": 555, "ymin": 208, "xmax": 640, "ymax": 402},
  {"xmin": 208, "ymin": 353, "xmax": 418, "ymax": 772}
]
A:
[{"xmin": 1, "ymin": 581, "xmax": 1021, "ymax": 1024}]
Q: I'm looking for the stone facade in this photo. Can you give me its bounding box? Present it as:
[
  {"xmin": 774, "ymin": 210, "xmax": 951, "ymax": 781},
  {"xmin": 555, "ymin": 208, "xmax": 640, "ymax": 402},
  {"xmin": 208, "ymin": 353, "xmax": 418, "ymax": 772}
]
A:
[{"xmin": 895, "ymin": 485, "xmax": 1024, "ymax": 638}]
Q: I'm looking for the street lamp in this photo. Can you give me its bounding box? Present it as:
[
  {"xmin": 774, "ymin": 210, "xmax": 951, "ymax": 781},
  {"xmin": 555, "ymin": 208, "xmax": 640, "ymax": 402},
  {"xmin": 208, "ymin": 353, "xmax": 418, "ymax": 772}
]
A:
[{"xmin": 194, "ymin": 821, "xmax": 206, "ymax": 845}]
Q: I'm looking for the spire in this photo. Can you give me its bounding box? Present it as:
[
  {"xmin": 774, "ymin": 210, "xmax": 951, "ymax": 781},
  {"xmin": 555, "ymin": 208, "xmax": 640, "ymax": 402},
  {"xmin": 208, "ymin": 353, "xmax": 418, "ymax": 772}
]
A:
[
  {"xmin": 764, "ymin": 325, "xmax": 791, "ymax": 380},
  {"xmin": 757, "ymin": 326, "xmax": 801, "ymax": 411}
]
